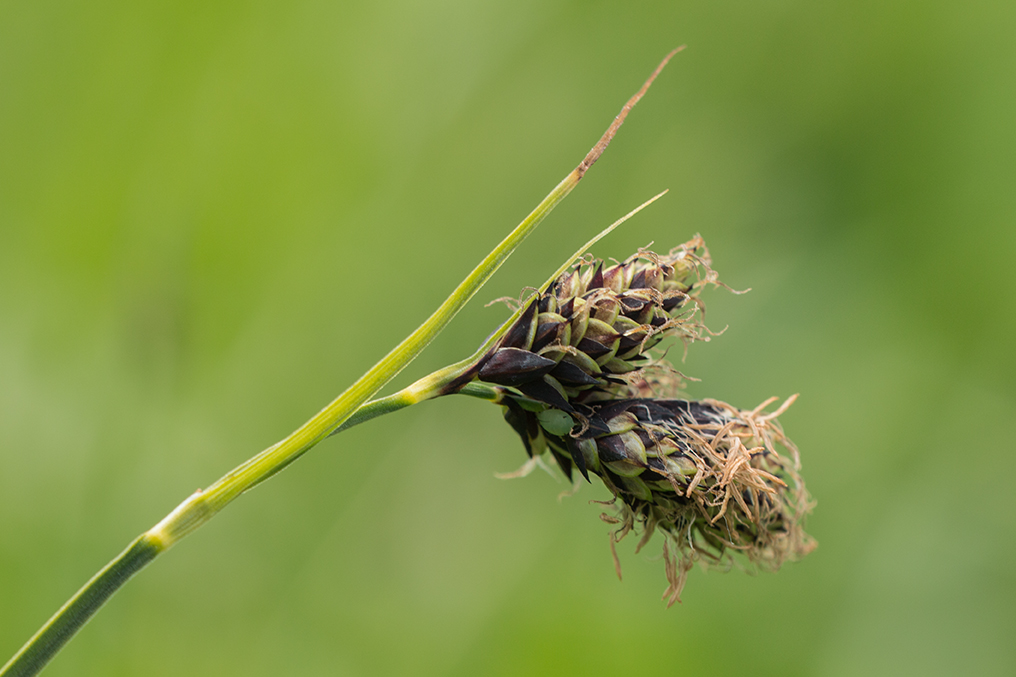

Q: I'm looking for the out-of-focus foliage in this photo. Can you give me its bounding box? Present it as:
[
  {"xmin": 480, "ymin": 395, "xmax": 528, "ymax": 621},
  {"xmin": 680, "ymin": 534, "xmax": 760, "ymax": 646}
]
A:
[{"xmin": 1, "ymin": 1, "xmax": 1013, "ymax": 675}]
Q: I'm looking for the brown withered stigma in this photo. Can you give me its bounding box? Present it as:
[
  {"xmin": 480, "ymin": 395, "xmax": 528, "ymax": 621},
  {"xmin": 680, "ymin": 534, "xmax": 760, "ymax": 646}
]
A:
[
  {"xmin": 591, "ymin": 396, "xmax": 809, "ymax": 604},
  {"xmin": 455, "ymin": 236, "xmax": 814, "ymax": 604}
]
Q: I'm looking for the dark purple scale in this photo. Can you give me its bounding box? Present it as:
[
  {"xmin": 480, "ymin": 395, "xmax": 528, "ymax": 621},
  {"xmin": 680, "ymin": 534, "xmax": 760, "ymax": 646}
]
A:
[
  {"xmin": 531, "ymin": 321, "xmax": 565, "ymax": 352},
  {"xmin": 516, "ymin": 378, "xmax": 574, "ymax": 412},
  {"xmin": 661, "ymin": 295, "xmax": 686, "ymax": 312},
  {"xmin": 551, "ymin": 360, "xmax": 601, "ymax": 386},
  {"xmin": 478, "ymin": 347, "xmax": 555, "ymax": 387},
  {"xmin": 619, "ymin": 296, "xmax": 648, "ymax": 313},
  {"xmin": 558, "ymin": 297, "xmax": 574, "ymax": 317},
  {"xmin": 499, "ymin": 301, "xmax": 538, "ymax": 349},
  {"xmin": 576, "ymin": 337, "xmax": 612, "ymax": 360}
]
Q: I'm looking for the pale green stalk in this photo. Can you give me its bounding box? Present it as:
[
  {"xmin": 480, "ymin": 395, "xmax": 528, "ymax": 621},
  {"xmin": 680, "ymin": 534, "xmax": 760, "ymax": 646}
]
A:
[
  {"xmin": 1, "ymin": 49, "xmax": 681, "ymax": 677},
  {"xmin": 0, "ymin": 161, "xmax": 567, "ymax": 677}
]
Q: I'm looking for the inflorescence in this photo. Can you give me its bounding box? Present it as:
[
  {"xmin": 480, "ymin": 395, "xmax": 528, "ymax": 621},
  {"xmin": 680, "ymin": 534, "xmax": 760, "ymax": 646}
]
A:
[{"xmin": 457, "ymin": 236, "xmax": 815, "ymax": 604}]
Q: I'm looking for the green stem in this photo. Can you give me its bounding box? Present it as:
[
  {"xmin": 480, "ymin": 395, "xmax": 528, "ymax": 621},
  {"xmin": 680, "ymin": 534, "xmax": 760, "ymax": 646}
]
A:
[
  {"xmin": 0, "ymin": 170, "xmax": 568, "ymax": 677},
  {"xmin": 0, "ymin": 50, "xmax": 680, "ymax": 677},
  {"xmin": 323, "ymin": 382, "xmax": 501, "ymax": 437},
  {"xmin": 0, "ymin": 538, "xmax": 161, "ymax": 677},
  {"xmin": 457, "ymin": 381, "xmax": 504, "ymax": 401},
  {"xmin": 0, "ymin": 388, "xmax": 509, "ymax": 677}
]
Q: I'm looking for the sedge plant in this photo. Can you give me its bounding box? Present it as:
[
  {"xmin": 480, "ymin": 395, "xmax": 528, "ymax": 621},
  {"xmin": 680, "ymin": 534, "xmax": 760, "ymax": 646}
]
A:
[{"xmin": 1, "ymin": 48, "xmax": 813, "ymax": 677}]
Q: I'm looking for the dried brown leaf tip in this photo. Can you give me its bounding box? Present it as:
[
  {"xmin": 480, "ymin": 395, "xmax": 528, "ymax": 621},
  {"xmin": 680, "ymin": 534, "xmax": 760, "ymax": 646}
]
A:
[{"xmin": 465, "ymin": 236, "xmax": 815, "ymax": 605}]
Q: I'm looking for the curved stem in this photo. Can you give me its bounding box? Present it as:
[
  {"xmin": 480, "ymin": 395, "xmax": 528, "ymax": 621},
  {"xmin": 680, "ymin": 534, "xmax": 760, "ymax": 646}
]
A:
[
  {"xmin": 1, "ymin": 192, "xmax": 671, "ymax": 677},
  {"xmin": 1, "ymin": 51, "xmax": 679, "ymax": 677},
  {"xmin": 0, "ymin": 169, "xmax": 565, "ymax": 677}
]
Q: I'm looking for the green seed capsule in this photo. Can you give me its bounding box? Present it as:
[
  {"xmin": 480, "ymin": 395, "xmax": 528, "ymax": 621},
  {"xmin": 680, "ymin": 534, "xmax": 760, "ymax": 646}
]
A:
[{"xmin": 537, "ymin": 409, "xmax": 575, "ymax": 436}]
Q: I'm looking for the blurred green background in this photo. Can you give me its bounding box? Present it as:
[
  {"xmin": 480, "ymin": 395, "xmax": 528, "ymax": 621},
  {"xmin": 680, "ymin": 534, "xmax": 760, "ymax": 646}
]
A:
[{"xmin": 2, "ymin": 1, "xmax": 1014, "ymax": 675}]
